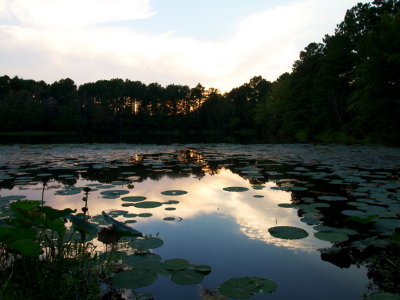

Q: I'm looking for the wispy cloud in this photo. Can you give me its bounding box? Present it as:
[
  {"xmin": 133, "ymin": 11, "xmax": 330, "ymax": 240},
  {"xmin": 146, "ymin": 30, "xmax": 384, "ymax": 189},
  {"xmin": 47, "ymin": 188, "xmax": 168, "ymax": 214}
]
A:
[{"xmin": 0, "ymin": 0, "xmax": 361, "ymax": 90}]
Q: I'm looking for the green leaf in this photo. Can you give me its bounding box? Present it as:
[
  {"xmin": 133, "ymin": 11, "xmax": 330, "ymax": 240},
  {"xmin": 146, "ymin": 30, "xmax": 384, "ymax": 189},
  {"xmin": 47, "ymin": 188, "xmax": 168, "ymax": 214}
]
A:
[
  {"xmin": 162, "ymin": 258, "xmax": 190, "ymax": 271},
  {"xmin": 133, "ymin": 201, "xmax": 163, "ymax": 209},
  {"xmin": 0, "ymin": 227, "xmax": 12, "ymax": 241},
  {"xmin": 223, "ymin": 187, "xmax": 249, "ymax": 192},
  {"xmin": 368, "ymin": 293, "xmax": 400, "ymax": 300},
  {"xmin": 194, "ymin": 265, "xmax": 212, "ymax": 274},
  {"xmin": 111, "ymin": 269, "xmax": 157, "ymax": 289},
  {"xmin": 268, "ymin": 226, "xmax": 309, "ymax": 240},
  {"xmin": 161, "ymin": 190, "xmax": 188, "ymax": 196},
  {"xmin": 39, "ymin": 206, "xmax": 76, "ymax": 220},
  {"xmin": 121, "ymin": 196, "xmax": 147, "ymax": 202},
  {"xmin": 314, "ymin": 231, "xmax": 349, "ymax": 243},
  {"xmin": 219, "ymin": 277, "xmax": 277, "ymax": 298},
  {"xmin": 124, "ymin": 253, "xmax": 162, "ymax": 267},
  {"xmin": 171, "ymin": 269, "xmax": 204, "ymax": 285},
  {"xmin": 11, "ymin": 239, "xmax": 43, "ymax": 257},
  {"xmin": 102, "ymin": 211, "xmax": 142, "ymax": 237},
  {"xmin": 45, "ymin": 218, "xmax": 67, "ymax": 237},
  {"xmin": 129, "ymin": 237, "xmax": 164, "ymax": 250},
  {"xmin": 348, "ymin": 214, "xmax": 378, "ymax": 224}
]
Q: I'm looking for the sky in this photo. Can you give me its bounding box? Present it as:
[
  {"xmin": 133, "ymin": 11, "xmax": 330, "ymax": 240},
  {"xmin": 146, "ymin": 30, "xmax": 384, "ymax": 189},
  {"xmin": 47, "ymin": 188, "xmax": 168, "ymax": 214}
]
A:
[{"xmin": 0, "ymin": 0, "xmax": 367, "ymax": 91}]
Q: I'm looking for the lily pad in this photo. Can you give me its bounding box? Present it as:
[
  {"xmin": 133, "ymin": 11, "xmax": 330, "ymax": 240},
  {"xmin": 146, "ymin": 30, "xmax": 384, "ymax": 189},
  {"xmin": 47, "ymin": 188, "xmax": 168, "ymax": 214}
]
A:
[
  {"xmin": 218, "ymin": 276, "xmax": 277, "ymax": 298},
  {"xmin": 133, "ymin": 201, "xmax": 163, "ymax": 209},
  {"xmin": 164, "ymin": 200, "xmax": 180, "ymax": 205},
  {"xmin": 171, "ymin": 269, "xmax": 204, "ymax": 285},
  {"xmin": 121, "ymin": 196, "xmax": 147, "ymax": 202},
  {"xmin": 314, "ymin": 231, "xmax": 349, "ymax": 243},
  {"xmin": 223, "ymin": 187, "xmax": 249, "ymax": 192},
  {"xmin": 278, "ymin": 203, "xmax": 296, "ymax": 208},
  {"xmin": 162, "ymin": 258, "xmax": 190, "ymax": 271},
  {"xmin": 55, "ymin": 189, "xmax": 81, "ymax": 196},
  {"xmin": 163, "ymin": 217, "xmax": 176, "ymax": 221},
  {"xmin": 138, "ymin": 213, "xmax": 152, "ymax": 217},
  {"xmin": 161, "ymin": 190, "xmax": 188, "ymax": 196},
  {"xmin": 129, "ymin": 237, "xmax": 164, "ymax": 250},
  {"xmin": 100, "ymin": 190, "xmax": 129, "ymax": 196},
  {"xmin": 125, "ymin": 219, "xmax": 137, "ymax": 223},
  {"xmin": 165, "ymin": 207, "xmax": 176, "ymax": 211},
  {"xmin": 111, "ymin": 181, "xmax": 129, "ymax": 185},
  {"xmin": 194, "ymin": 265, "xmax": 212, "ymax": 274},
  {"xmin": 120, "ymin": 171, "xmax": 136, "ymax": 175},
  {"xmin": 268, "ymin": 226, "xmax": 309, "ymax": 240},
  {"xmin": 111, "ymin": 269, "xmax": 157, "ymax": 289},
  {"xmin": 124, "ymin": 253, "xmax": 162, "ymax": 267},
  {"xmin": 0, "ymin": 195, "xmax": 27, "ymax": 201},
  {"xmin": 252, "ymin": 185, "xmax": 265, "ymax": 190},
  {"xmin": 318, "ymin": 196, "xmax": 348, "ymax": 201},
  {"xmin": 368, "ymin": 293, "xmax": 400, "ymax": 300}
]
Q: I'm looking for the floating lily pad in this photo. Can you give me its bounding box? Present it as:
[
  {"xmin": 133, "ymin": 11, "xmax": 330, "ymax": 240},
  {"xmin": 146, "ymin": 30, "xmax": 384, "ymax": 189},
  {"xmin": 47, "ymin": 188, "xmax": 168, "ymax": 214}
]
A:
[
  {"xmin": 120, "ymin": 171, "xmax": 136, "ymax": 175},
  {"xmin": 86, "ymin": 183, "xmax": 102, "ymax": 187},
  {"xmin": 37, "ymin": 173, "xmax": 53, "ymax": 177},
  {"xmin": 55, "ymin": 189, "xmax": 81, "ymax": 196},
  {"xmin": 268, "ymin": 226, "xmax": 309, "ymax": 240},
  {"xmin": 164, "ymin": 200, "xmax": 180, "ymax": 205},
  {"xmin": 97, "ymin": 185, "xmax": 116, "ymax": 189},
  {"xmin": 133, "ymin": 201, "xmax": 163, "ymax": 209},
  {"xmin": 278, "ymin": 203, "xmax": 296, "ymax": 208},
  {"xmin": 111, "ymin": 181, "xmax": 129, "ymax": 185},
  {"xmin": 102, "ymin": 195, "xmax": 120, "ymax": 199},
  {"xmin": 318, "ymin": 196, "xmax": 348, "ymax": 201},
  {"xmin": 194, "ymin": 265, "xmax": 211, "ymax": 274},
  {"xmin": 121, "ymin": 196, "xmax": 147, "ymax": 202},
  {"xmin": 0, "ymin": 195, "xmax": 27, "ymax": 201},
  {"xmin": 223, "ymin": 187, "xmax": 249, "ymax": 192},
  {"xmin": 130, "ymin": 237, "xmax": 164, "ymax": 250},
  {"xmin": 253, "ymin": 195, "xmax": 264, "ymax": 198},
  {"xmin": 163, "ymin": 217, "xmax": 176, "ymax": 221},
  {"xmin": 314, "ymin": 231, "xmax": 349, "ymax": 243},
  {"xmin": 341, "ymin": 209, "xmax": 366, "ymax": 217},
  {"xmin": 368, "ymin": 293, "xmax": 400, "ymax": 300},
  {"xmin": 289, "ymin": 186, "xmax": 308, "ymax": 191},
  {"xmin": 171, "ymin": 269, "xmax": 204, "ymax": 285},
  {"xmin": 252, "ymin": 185, "xmax": 265, "ymax": 190},
  {"xmin": 162, "ymin": 258, "xmax": 190, "ymax": 271},
  {"xmin": 138, "ymin": 213, "xmax": 152, "ymax": 217},
  {"xmin": 165, "ymin": 207, "xmax": 176, "ymax": 211},
  {"xmin": 161, "ymin": 190, "xmax": 188, "ymax": 196},
  {"xmin": 125, "ymin": 219, "xmax": 137, "ymax": 223},
  {"xmin": 300, "ymin": 217, "xmax": 320, "ymax": 225},
  {"xmin": 125, "ymin": 213, "xmax": 137, "ymax": 218},
  {"xmin": 100, "ymin": 190, "xmax": 129, "ymax": 196},
  {"xmin": 311, "ymin": 203, "xmax": 331, "ymax": 208},
  {"xmin": 111, "ymin": 269, "xmax": 157, "ymax": 289},
  {"xmin": 123, "ymin": 253, "xmax": 162, "ymax": 267},
  {"xmin": 218, "ymin": 276, "xmax": 277, "ymax": 298}
]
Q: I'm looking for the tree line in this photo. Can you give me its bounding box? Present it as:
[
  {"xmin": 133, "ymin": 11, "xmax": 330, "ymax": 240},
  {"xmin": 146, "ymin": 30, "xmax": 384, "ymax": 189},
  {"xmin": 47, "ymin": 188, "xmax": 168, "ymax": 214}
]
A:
[{"xmin": 0, "ymin": 0, "xmax": 399, "ymax": 145}]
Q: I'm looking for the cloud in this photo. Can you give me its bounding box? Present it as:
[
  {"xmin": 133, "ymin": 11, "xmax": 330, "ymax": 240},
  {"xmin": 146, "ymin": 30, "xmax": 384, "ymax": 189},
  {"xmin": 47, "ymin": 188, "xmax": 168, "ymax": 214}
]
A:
[
  {"xmin": 0, "ymin": 0, "xmax": 361, "ymax": 90},
  {"xmin": 0, "ymin": 0, "xmax": 155, "ymax": 27}
]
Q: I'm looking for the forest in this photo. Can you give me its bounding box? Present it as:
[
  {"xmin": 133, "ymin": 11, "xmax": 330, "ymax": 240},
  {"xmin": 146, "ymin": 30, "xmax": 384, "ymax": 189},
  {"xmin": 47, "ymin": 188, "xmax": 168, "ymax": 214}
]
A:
[{"xmin": 0, "ymin": 0, "xmax": 399, "ymax": 145}]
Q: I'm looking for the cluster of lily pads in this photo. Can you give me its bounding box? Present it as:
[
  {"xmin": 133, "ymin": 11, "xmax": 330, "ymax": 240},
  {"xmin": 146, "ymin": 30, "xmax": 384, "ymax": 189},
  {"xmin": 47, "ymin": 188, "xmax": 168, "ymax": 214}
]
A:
[{"xmin": 1, "ymin": 144, "xmax": 400, "ymax": 298}]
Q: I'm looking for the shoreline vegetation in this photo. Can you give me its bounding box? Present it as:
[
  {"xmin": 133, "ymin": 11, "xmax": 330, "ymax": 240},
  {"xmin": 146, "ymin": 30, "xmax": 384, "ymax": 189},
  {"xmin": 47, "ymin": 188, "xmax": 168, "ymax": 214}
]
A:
[{"xmin": 1, "ymin": 1, "xmax": 399, "ymax": 146}]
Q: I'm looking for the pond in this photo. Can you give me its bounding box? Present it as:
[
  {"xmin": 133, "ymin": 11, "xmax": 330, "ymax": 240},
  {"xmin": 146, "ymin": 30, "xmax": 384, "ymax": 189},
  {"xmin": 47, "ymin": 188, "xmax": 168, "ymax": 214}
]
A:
[{"xmin": 0, "ymin": 144, "xmax": 399, "ymax": 299}]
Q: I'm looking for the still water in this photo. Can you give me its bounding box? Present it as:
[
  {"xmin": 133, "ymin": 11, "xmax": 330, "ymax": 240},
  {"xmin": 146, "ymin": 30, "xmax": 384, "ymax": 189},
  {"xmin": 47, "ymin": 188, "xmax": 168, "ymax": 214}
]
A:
[{"xmin": 0, "ymin": 144, "xmax": 399, "ymax": 299}]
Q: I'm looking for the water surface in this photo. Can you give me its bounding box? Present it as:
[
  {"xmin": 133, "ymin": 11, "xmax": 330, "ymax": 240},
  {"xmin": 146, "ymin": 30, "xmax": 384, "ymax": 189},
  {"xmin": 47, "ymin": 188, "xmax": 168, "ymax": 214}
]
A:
[{"xmin": 1, "ymin": 144, "xmax": 399, "ymax": 299}]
